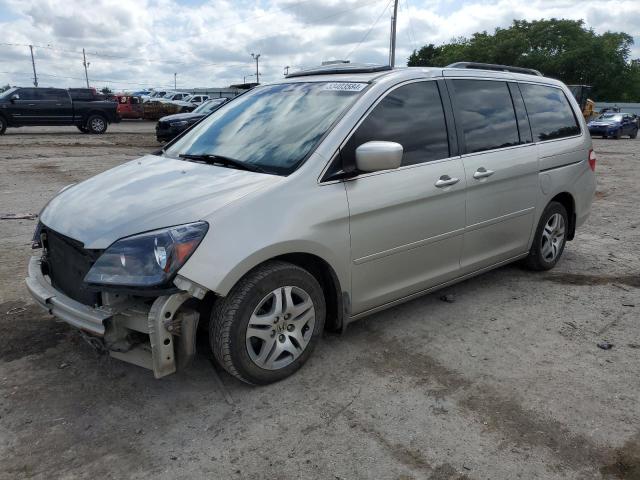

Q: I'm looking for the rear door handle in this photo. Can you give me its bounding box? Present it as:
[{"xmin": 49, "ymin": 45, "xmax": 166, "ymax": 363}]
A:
[
  {"xmin": 473, "ymin": 167, "xmax": 495, "ymax": 179},
  {"xmin": 435, "ymin": 175, "xmax": 460, "ymax": 188}
]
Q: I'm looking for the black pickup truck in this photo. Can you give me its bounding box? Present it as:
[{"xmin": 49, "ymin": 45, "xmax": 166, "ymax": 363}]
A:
[{"xmin": 0, "ymin": 87, "xmax": 119, "ymax": 135}]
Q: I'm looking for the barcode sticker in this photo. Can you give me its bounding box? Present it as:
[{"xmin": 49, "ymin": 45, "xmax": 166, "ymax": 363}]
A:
[{"xmin": 322, "ymin": 82, "xmax": 367, "ymax": 92}]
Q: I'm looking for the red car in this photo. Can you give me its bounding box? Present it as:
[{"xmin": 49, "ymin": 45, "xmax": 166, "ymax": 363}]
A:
[{"xmin": 116, "ymin": 94, "xmax": 143, "ymax": 119}]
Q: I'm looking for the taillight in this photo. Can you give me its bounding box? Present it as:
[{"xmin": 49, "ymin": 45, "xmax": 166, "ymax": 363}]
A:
[{"xmin": 588, "ymin": 148, "xmax": 596, "ymax": 171}]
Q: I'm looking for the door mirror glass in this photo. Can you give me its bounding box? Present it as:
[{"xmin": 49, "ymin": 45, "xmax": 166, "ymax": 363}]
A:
[{"xmin": 355, "ymin": 141, "xmax": 403, "ymax": 172}]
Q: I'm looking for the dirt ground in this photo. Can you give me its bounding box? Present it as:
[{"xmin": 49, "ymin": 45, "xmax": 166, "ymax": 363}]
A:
[{"xmin": 0, "ymin": 122, "xmax": 639, "ymax": 480}]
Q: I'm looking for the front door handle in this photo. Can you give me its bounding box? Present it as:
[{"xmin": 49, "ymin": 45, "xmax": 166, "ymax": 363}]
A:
[
  {"xmin": 473, "ymin": 167, "xmax": 495, "ymax": 179},
  {"xmin": 435, "ymin": 175, "xmax": 460, "ymax": 188}
]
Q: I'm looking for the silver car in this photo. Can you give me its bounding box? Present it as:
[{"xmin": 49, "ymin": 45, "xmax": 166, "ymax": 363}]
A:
[{"xmin": 26, "ymin": 62, "xmax": 596, "ymax": 384}]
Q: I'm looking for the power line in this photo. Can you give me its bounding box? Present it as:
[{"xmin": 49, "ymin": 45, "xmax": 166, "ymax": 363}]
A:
[
  {"xmin": 0, "ymin": 0, "xmax": 384, "ymax": 67},
  {"xmin": 0, "ymin": 0, "xmax": 389, "ymax": 86},
  {"xmin": 345, "ymin": 0, "xmax": 393, "ymax": 60},
  {"xmin": 0, "ymin": 70, "xmax": 175, "ymax": 88},
  {"xmin": 404, "ymin": 0, "xmax": 419, "ymax": 51}
]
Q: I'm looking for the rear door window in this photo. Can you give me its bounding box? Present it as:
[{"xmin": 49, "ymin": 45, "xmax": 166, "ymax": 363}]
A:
[
  {"xmin": 519, "ymin": 84, "xmax": 580, "ymax": 141},
  {"xmin": 450, "ymin": 79, "xmax": 520, "ymax": 153},
  {"xmin": 342, "ymin": 81, "xmax": 450, "ymax": 167},
  {"xmin": 37, "ymin": 89, "xmax": 68, "ymax": 101}
]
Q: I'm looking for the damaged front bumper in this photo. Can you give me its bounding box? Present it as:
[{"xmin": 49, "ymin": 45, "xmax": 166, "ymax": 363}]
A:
[{"xmin": 25, "ymin": 256, "xmax": 206, "ymax": 378}]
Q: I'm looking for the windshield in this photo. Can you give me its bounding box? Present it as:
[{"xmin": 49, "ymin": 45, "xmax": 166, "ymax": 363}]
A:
[
  {"xmin": 165, "ymin": 81, "xmax": 366, "ymax": 175},
  {"xmin": 597, "ymin": 113, "xmax": 623, "ymax": 122},
  {"xmin": 0, "ymin": 87, "xmax": 18, "ymax": 99}
]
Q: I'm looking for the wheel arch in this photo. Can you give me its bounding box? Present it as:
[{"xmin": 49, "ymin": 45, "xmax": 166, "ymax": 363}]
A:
[
  {"xmin": 550, "ymin": 192, "xmax": 576, "ymax": 240},
  {"xmin": 207, "ymin": 250, "xmax": 347, "ymax": 333},
  {"xmin": 82, "ymin": 110, "xmax": 109, "ymax": 124}
]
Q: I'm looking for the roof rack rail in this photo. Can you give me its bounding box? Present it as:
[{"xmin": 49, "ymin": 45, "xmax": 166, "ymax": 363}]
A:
[
  {"xmin": 446, "ymin": 62, "xmax": 543, "ymax": 77},
  {"xmin": 286, "ymin": 63, "xmax": 392, "ymax": 78}
]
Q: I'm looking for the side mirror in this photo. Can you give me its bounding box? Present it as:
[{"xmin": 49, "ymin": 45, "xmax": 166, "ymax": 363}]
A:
[
  {"xmin": 10, "ymin": 94, "xmax": 19, "ymax": 102},
  {"xmin": 355, "ymin": 141, "xmax": 403, "ymax": 173}
]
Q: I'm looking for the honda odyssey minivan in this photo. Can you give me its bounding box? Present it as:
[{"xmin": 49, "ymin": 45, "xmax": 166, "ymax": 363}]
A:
[{"xmin": 27, "ymin": 62, "xmax": 596, "ymax": 384}]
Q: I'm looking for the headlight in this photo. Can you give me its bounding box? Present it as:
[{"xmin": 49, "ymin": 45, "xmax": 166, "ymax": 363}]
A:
[
  {"xmin": 170, "ymin": 120, "xmax": 189, "ymax": 127},
  {"xmin": 84, "ymin": 221, "xmax": 208, "ymax": 287}
]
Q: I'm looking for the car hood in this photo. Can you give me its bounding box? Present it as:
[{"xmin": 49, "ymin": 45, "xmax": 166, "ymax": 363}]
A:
[
  {"xmin": 40, "ymin": 154, "xmax": 282, "ymax": 249},
  {"xmin": 159, "ymin": 112, "xmax": 205, "ymax": 122}
]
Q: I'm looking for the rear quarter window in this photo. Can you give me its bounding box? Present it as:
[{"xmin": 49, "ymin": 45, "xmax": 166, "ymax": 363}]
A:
[{"xmin": 519, "ymin": 84, "xmax": 580, "ymax": 141}]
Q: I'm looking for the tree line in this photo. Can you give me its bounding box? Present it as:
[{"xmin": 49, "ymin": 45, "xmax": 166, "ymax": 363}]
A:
[{"xmin": 408, "ymin": 19, "xmax": 640, "ymax": 102}]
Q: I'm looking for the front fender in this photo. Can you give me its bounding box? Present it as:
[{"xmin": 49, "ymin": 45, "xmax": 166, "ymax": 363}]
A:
[{"xmin": 182, "ymin": 239, "xmax": 349, "ymax": 298}]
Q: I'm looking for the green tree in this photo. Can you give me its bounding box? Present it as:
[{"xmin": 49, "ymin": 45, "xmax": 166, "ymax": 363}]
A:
[
  {"xmin": 407, "ymin": 19, "xmax": 640, "ymax": 101},
  {"xmin": 100, "ymin": 86, "xmax": 113, "ymax": 95}
]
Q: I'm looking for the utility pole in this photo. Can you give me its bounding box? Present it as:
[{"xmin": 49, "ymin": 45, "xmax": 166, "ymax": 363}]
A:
[
  {"xmin": 251, "ymin": 53, "xmax": 260, "ymax": 84},
  {"xmin": 82, "ymin": 48, "xmax": 90, "ymax": 88},
  {"xmin": 389, "ymin": 0, "xmax": 399, "ymax": 68},
  {"xmin": 174, "ymin": 73, "xmax": 177, "ymax": 90},
  {"xmin": 29, "ymin": 45, "xmax": 38, "ymax": 87}
]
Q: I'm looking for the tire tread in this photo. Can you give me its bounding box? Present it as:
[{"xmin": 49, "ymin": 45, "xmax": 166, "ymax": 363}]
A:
[{"xmin": 210, "ymin": 260, "xmax": 317, "ymax": 384}]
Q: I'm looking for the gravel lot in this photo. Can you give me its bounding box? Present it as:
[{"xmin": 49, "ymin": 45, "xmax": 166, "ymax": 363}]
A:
[{"xmin": 0, "ymin": 122, "xmax": 639, "ymax": 480}]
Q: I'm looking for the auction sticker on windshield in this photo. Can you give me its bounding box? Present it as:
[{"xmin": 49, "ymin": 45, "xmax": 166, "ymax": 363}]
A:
[{"xmin": 322, "ymin": 82, "xmax": 367, "ymax": 92}]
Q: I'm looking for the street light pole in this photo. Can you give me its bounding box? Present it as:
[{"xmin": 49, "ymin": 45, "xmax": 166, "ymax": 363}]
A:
[
  {"xmin": 251, "ymin": 53, "xmax": 261, "ymax": 84},
  {"xmin": 82, "ymin": 48, "xmax": 90, "ymax": 88},
  {"xmin": 29, "ymin": 45, "xmax": 38, "ymax": 87},
  {"xmin": 389, "ymin": 0, "xmax": 399, "ymax": 68}
]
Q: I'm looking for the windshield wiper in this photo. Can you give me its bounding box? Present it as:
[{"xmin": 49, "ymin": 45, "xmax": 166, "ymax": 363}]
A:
[{"xmin": 178, "ymin": 153, "xmax": 266, "ymax": 173}]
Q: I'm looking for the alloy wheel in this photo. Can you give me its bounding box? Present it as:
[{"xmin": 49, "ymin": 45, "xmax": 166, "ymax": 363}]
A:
[
  {"xmin": 245, "ymin": 286, "xmax": 315, "ymax": 370},
  {"xmin": 91, "ymin": 117, "xmax": 106, "ymax": 132},
  {"xmin": 541, "ymin": 213, "xmax": 565, "ymax": 262}
]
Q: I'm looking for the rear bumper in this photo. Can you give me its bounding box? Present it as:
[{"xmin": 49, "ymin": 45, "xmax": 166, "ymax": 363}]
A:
[{"xmin": 26, "ymin": 256, "xmax": 111, "ymax": 335}]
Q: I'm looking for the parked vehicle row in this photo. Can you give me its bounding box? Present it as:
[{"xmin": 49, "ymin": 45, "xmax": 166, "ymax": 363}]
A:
[
  {"xmin": 141, "ymin": 90, "xmax": 213, "ymax": 111},
  {"xmin": 27, "ymin": 62, "xmax": 595, "ymax": 385},
  {"xmin": 0, "ymin": 86, "xmax": 119, "ymax": 134}
]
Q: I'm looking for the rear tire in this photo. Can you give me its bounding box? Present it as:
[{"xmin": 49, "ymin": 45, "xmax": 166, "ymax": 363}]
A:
[
  {"xmin": 0, "ymin": 116, "xmax": 6, "ymax": 135},
  {"xmin": 87, "ymin": 114, "xmax": 108, "ymax": 134},
  {"xmin": 631, "ymin": 128, "xmax": 638, "ymax": 139},
  {"xmin": 210, "ymin": 261, "xmax": 326, "ymax": 385},
  {"xmin": 523, "ymin": 201, "xmax": 568, "ymax": 271}
]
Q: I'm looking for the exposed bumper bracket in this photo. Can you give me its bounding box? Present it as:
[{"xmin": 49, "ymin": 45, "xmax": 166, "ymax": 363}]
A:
[{"xmin": 25, "ymin": 256, "xmax": 111, "ymax": 335}]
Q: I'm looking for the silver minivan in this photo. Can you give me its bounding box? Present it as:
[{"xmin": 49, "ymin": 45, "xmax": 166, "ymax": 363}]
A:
[{"xmin": 26, "ymin": 63, "xmax": 596, "ymax": 384}]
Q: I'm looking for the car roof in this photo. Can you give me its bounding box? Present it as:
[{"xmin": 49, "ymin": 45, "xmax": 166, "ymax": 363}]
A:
[{"xmin": 270, "ymin": 65, "xmax": 564, "ymax": 87}]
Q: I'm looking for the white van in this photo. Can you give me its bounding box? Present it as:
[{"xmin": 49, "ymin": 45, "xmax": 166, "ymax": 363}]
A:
[{"xmin": 27, "ymin": 62, "xmax": 596, "ymax": 384}]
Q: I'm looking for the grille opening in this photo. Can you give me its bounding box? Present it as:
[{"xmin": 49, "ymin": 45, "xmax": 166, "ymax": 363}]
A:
[{"xmin": 42, "ymin": 227, "xmax": 102, "ymax": 307}]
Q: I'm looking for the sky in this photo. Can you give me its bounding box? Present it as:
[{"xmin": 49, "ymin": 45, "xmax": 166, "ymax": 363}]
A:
[{"xmin": 0, "ymin": 0, "xmax": 638, "ymax": 91}]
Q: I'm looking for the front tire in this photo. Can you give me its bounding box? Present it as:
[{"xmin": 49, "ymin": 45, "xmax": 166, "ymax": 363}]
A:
[
  {"xmin": 87, "ymin": 114, "xmax": 108, "ymax": 134},
  {"xmin": 0, "ymin": 116, "xmax": 6, "ymax": 135},
  {"xmin": 631, "ymin": 128, "xmax": 638, "ymax": 139},
  {"xmin": 210, "ymin": 261, "xmax": 326, "ymax": 385},
  {"xmin": 523, "ymin": 201, "xmax": 568, "ymax": 271}
]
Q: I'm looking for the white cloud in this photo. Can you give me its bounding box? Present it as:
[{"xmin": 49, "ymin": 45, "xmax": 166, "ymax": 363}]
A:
[{"xmin": 0, "ymin": 0, "xmax": 638, "ymax": 90}]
